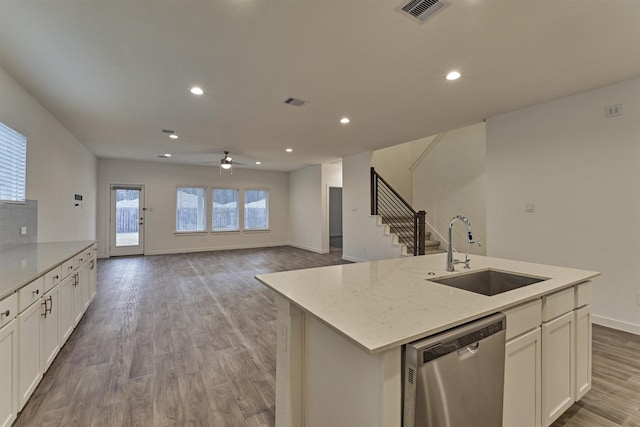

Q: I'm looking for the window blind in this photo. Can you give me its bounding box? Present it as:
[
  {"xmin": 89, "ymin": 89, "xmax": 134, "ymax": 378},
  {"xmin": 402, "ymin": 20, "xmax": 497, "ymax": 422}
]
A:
[{"xmin": 0, "ymin": 122, "xmax": 27, "ymax": 202}]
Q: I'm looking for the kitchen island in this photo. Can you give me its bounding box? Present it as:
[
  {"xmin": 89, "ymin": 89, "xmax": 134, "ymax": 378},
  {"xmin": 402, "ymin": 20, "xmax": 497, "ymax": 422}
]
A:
[{"xmin": 256, "ymin": 253, "xmax": 599, "ymax": 427}]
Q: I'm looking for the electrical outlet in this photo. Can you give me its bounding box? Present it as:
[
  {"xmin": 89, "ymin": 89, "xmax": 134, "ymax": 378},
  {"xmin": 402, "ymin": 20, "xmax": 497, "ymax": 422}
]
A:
[
  {"xmin": 525, "ymin": 202, "xmax": 534, "ymax": 213},
  {"xmin": 20, "ymin": 226, "xmax": 27, "ymax": 235},
  {"xmin": 605, "ymin": 104, "xmax": 622, "ymax": 118}
]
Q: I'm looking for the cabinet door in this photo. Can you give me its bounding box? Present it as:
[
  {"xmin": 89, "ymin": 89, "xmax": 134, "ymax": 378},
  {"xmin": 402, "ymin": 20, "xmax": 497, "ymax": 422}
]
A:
[
  {"xmin": 541, "ymin": 311, "xmax": 574, "ymax": 427},
  {"xmin": 574, "ymin": 305, "xmax": 592, "ymax": 401},
  {"xmin": 0, "ymin": 320, "xmax": 18, "ymax": 427},
  {"xmin": 59, "ymin": 274, "xmax": 75, "ymax": 344},
  {"xmin": 18, "ymin": 300, "xmax": 43, "ymax": 410},
  {"xmin": 89, "ymin": 257, "xmax": 97, "ymax": 301},
  {"xmin": 40, "ymin": 285, "xmax": 60, "ymax": 373},
  {"xmin": 72, "ymin": 272, "xmax": 83, "ymax": 326},
  {"xmin": 503, "ymin": 327, "xmax": 541, "ymax": 427},
  {"xmin": 80, "ymin": 261, "xmax": 91, "ymax": 312}
]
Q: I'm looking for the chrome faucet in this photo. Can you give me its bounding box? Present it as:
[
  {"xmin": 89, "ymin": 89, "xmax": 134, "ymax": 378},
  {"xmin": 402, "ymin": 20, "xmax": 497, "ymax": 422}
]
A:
[{"xmin": 446, "ymin": 215, "xmax": 475, "ymax": 272}]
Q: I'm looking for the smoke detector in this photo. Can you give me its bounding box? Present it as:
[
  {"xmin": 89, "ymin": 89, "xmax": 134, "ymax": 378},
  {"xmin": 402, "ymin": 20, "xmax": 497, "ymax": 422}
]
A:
[{"xmin": 397, "ymin": 0, "xmax": 447, "ymax": 24}]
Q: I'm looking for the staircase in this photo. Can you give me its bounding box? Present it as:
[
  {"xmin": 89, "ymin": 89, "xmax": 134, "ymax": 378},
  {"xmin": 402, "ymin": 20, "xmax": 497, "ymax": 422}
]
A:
[
  {"xmin": 381, "ymin": 216, "xmax": 444, "ymax": 255},
  {"xmin": 371, "ymin": 167, "xmax": 444, "ymax": 256}
]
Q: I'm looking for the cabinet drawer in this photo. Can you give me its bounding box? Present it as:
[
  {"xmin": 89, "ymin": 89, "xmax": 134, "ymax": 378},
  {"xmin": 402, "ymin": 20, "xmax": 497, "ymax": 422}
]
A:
[
  {"xmin": 18, "ymin": 276, "xmax": 44, "ymax": 312},
  {"xmin": 75, "ymin": 251, "xmax": 90, "ymax": 269},
  {"xmin": 61, "ymin": 258, "xmax": 76, "ymax": 279},
  {"xmin": 0, "ymin": 293, "xmax": 18, "ymax": 328},
  {"xmin": 503, "ymin": 298, "xmax": 542, "ymax": 341},
  {"xmin": 44, "ymin": 266, "xmax": 63, "ymax": 293},
  {"xmin": 542, "ymin": 287, "xmax": 574, "ymax": 322},
  {"xmin": 575, "ymin": 282, "xmax": 592, "ymax": 308}
]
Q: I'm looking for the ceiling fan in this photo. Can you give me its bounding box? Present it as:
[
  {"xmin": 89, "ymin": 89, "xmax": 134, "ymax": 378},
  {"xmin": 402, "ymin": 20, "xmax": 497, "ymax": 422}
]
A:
[{"xmin": 203, "ymin": 151, "xmax": 247, "ymax": 174}]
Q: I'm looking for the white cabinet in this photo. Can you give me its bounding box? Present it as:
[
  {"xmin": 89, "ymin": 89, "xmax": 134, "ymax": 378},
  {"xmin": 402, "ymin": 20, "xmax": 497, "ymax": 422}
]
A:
[
  {"xmin": 88, "ymin": 257, "xmax": 97, "ymax": 302},
  {"xmin": 574, "ymin": 305, "xmax": 592, "ymax": 400},
  {"xmin": 503, "ymin": 327, "xmax": 541, "ymax": 427},
  {"xmin": 0, "ymin": 294, "xmax": 18, "ymax": 427},
  {"xmin": 72, "ymin": 271, "xmax": 83, "ymax": 326},
  {"xmin": 58, "ymin": 274, "xmax": 75, "ymax": 344},
  {"xmin": 541, "ymin": 311, "xmax": 574, "ymax": 426},
  {"xmin": 40, "ymin": 284, "xmax": 60, "ymax": 372},
  {"xmin": 17, "ymin": 297, "xmax": 43, "ymax": 410},
  {"xmin": 79, "ymin": 261, "xmax": 91, "ymax": 312}
]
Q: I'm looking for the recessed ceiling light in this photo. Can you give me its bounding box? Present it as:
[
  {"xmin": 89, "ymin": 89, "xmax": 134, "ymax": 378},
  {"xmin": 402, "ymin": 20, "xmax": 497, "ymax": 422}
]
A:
[
  {"xmin": 340, "ymin": 117, "xmax": 350, "ymax": 124},
  {"xmin": 446, "ymin": 71, "xmax": 461, "ymax": 81},
  {"xmin": 158, "ymin": 153, "xmax": 172, "ymax": 158},
  {"xmin": 286, "ymin": 148, "xmax": 293, "ymax": 153},
  {"xmin": 190, "ymin": 86, "xmax": 204, "ymax": 95},
  {"xmin": 256, "ymin": 161, "xmax": 262, "ymax": 165},
  {"xmin": 169, "ymin": 134, "xmax": 178, "ymax": 139}
]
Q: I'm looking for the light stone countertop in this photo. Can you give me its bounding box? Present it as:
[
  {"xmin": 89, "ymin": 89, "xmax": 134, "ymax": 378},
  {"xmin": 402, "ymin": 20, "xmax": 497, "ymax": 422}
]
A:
[
  {"xmin": 0, "ymin": 241, "xmax": 95, "ymax": 300},
  {"xmin": 256, "ymin": 253, "xmax": 599, "ymax": 354}
]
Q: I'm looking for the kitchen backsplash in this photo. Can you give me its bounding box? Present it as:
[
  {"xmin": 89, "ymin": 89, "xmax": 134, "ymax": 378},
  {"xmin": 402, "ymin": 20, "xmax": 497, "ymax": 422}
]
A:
[{"xmin": 0, "ymin": 200, "xmax": 37, "ymax": 251}]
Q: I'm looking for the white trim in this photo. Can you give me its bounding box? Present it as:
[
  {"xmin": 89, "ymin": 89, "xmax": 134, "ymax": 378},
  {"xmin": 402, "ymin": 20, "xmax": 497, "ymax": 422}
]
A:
[
  {"xmin": 145, "ymin": 242, "xmax": 288, "ymax": 256},
  {"xmin": 289, "ymin": 243, "xmax": 327, "ymax": 254},
  {"xmin": 592, "ymin": 314, "xmax": 640, "ymax": 336},
  {"xmin": 342, "ymin": 255, "xmax": 367, "ymax": 263}
]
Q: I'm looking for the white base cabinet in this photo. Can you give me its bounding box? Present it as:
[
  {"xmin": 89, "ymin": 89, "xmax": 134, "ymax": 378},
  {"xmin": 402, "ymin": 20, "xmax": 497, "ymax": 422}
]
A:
[
  {"xmin": 18, "ymin": 299, "xmax": 43, "ymax": 410},
  {"xmin": 59, "ymin": 274, "xmax": 75, "ymax": 344},
  {"xmin": 542, "ymin": 311, "xmax": 575, "ymax": 427},
  {"xmin": 503, "ymin": 327, "xmax": 541, "ymax": 427},
  {"xmin": 574, "ymin": 305, "xmax": 592, "ymax": 400},
  {"xmin": 40, "ymin": 284, "xmax": 60, "ymax": 373},
  {"xmin": 0, "ymin": 319, "xmax": 18, "ymax": 427}
]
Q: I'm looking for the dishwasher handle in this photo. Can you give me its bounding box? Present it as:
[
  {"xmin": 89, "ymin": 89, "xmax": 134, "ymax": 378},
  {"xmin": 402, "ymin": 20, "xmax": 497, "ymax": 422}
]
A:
[{"xmin": 417, "ymin": 313, "xmax": 506, "ymax": 364}]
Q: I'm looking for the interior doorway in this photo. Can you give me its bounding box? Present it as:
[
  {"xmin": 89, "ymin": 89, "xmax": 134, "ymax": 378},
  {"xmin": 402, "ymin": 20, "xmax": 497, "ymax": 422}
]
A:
[
  {"xmin": 110, "ymin": 185, "xmax": 145, "ymax": 256},
  {"xmin": 329, "ymin": 187, "xmax": 343, "ymax": 252}
]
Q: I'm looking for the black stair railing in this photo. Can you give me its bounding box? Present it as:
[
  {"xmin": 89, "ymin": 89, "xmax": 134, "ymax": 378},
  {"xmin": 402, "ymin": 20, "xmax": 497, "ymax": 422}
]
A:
[{"xmin": 371, "ymin": 167, "xmax": 426, "ymax": 256}]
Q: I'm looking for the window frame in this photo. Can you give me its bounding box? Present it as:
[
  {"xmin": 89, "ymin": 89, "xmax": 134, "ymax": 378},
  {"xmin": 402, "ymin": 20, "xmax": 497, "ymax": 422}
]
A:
[
  {"xmin": 211, "ymin": 187, "xmax": 240, "ymax": 233},
  {"xmin": 0, "ymin": 121, "xmax": 27, "ymax": 204},
  {"xmin": 175, "ymin": 186, "xmax": 207, "ymax": 233},
  {"xmin": 243, "ymin": 188, "xmax": 269, "ymax": 231}
]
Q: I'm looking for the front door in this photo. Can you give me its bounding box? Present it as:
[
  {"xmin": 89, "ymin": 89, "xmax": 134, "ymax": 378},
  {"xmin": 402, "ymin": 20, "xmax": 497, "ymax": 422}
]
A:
[{"xmin": 110, "ymin": 185, "xmax": 145, "ymax": 256}]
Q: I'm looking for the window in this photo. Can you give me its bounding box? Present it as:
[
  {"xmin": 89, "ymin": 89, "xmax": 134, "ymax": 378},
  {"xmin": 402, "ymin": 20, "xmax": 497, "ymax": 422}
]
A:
[
  {"xmin": 212, "ymin": 188, "xmax": 239, "ymax": 231},
  {"xmin": 244, "ymin": 189, "xmax": 269, "ymax": 230},
  {"xmin": 176, "ymin": 187, "xmax": 206, "ymax": 232},
  {"xmin": 0, "ymin": 122, "xmax": 27, "ymax": 202}
]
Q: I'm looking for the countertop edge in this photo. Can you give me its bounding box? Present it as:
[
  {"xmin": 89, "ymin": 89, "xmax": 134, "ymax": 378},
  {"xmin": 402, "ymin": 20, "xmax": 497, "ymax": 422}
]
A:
[{"xmin": 0, "ymin": 241, "xmax": 96, "ymax": 301}]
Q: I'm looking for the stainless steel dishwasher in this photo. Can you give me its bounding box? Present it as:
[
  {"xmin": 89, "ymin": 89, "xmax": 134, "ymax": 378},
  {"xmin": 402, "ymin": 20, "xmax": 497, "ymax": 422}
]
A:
[{"xmin": 403, "ymin": 313, "xmax": 506, "ymax": 427}]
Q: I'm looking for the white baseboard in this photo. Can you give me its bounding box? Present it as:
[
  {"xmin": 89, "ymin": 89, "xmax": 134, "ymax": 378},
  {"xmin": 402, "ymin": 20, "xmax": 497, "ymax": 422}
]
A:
[
  {"xmin": 145, "ymin": 242, "xmax": 289, "ymax": 256},
  {"xmin": 593, "ymin": 314, "xmax": 640, "ymax": 336},
  {"xmin": 288, "ymin": 243, "xmax": 328, "ymax": 254},
  {"xmin": 342, "ymin": 255, "xmax": 367, "ymax": 263}
]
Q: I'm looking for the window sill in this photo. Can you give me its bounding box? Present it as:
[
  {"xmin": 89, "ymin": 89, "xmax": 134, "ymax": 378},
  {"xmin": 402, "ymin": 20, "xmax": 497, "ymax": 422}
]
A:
[
  {"xmin": 212, "ymin": 230, "xmax": 241, "ymax": 234},
  {"xmin": 243, "ymin": 228, "xmax": 270, "ymax": 233},
  {"xmin": 174, "ymin": 231, "xmax": 207, "ymax": 236}
]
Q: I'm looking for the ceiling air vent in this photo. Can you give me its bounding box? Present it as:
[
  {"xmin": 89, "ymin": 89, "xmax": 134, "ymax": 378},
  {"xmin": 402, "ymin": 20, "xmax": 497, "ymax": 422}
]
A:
[
  {"xmin": 161, "ymin": 129, "xmax": 175, "ymax": 134},
  {"xmin": 398, "ymin": 0, "xmax": 447, "ymax": 23},
  {"xmin": 284, "ymin": 97, "xmax": 308, "ymax": 107}
]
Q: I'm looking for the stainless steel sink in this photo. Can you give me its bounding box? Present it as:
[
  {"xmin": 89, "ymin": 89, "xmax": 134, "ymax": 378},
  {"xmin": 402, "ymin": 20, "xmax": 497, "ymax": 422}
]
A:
[{"xmin": 430, "ymin": 269, "xmax": 547, "ymax": 296}]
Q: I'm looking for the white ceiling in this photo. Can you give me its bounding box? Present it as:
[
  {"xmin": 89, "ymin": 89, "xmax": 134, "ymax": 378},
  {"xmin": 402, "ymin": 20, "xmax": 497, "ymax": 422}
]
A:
[{"xmin": 0, "ymin": 0, "xmax": 638, "ymax": 172}]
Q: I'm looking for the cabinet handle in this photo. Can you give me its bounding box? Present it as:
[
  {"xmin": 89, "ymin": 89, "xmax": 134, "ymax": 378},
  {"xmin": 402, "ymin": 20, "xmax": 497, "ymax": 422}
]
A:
[
  {"xmin": 46, "ymin": 296, "xmax": 52, "ymax": 315},
  {"xmin": 0, "ymin": 310, "xmax": 9, "ymax": 317},
  {"xmin": 41, "ymin": 300, "xmax": 47, "ymax": 318},
  {"xmin": 32, "ymin": 289, "xmax": 40, "ymax": 296}
]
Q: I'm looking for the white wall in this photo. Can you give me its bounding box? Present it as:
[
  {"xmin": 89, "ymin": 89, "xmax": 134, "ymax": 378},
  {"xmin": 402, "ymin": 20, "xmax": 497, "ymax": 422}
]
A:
[
  {"xmin": 343, "ymin": 151, "xmax": 404, "ymax": 262},
  {"xmin": 97, "ymin": 158, "xmax": 289, "ymax": 257},
  {"xmin": 0, "ymin": 66, "xmax": 97, "ymax": 242},
  {"xmin": 486, "ymin": 77, "xmax": 640, "ymax": 334},
  {"xmin": 289, "ymin": 165, "xmax": 323, "ymax": 253},
  {"xmin": 412, "ymin": 123, "xmax": 486, "ymax": 256},
  {"xmin": 372, "ymin": 143, "xmax": 413, "ymax": 204}
]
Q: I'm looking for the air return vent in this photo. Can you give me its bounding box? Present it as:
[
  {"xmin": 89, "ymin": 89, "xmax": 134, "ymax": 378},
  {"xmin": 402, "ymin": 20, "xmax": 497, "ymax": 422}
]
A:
[
  {"xmin": 398, "ymin": 0, "xmax": 447, "ymax": 23},
  {"xmin": 284, "ymin": 97, "xmax": 308, "ymax": 107},
  {"xmin": 161, "ymin": 129, "xmax": 175, "ymax": 134}
]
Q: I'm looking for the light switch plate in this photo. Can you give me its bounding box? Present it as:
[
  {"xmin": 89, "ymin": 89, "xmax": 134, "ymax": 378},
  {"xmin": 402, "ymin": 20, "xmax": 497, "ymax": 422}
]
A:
[{"xmin": 20, "ymin": 226, "xmax": 27, "ymax": 235}]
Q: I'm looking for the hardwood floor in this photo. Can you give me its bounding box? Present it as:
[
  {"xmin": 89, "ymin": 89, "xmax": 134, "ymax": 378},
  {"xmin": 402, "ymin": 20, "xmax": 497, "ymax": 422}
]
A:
[{"xmin": 12, "ymin": 246, "xmax": 640, "ymax": 426}]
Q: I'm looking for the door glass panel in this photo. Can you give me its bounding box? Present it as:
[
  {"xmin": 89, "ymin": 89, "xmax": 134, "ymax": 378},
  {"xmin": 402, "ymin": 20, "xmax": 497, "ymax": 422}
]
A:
[{"xmin": 115, "ymin": 189, "xmax": 140, "ymax": 247}]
